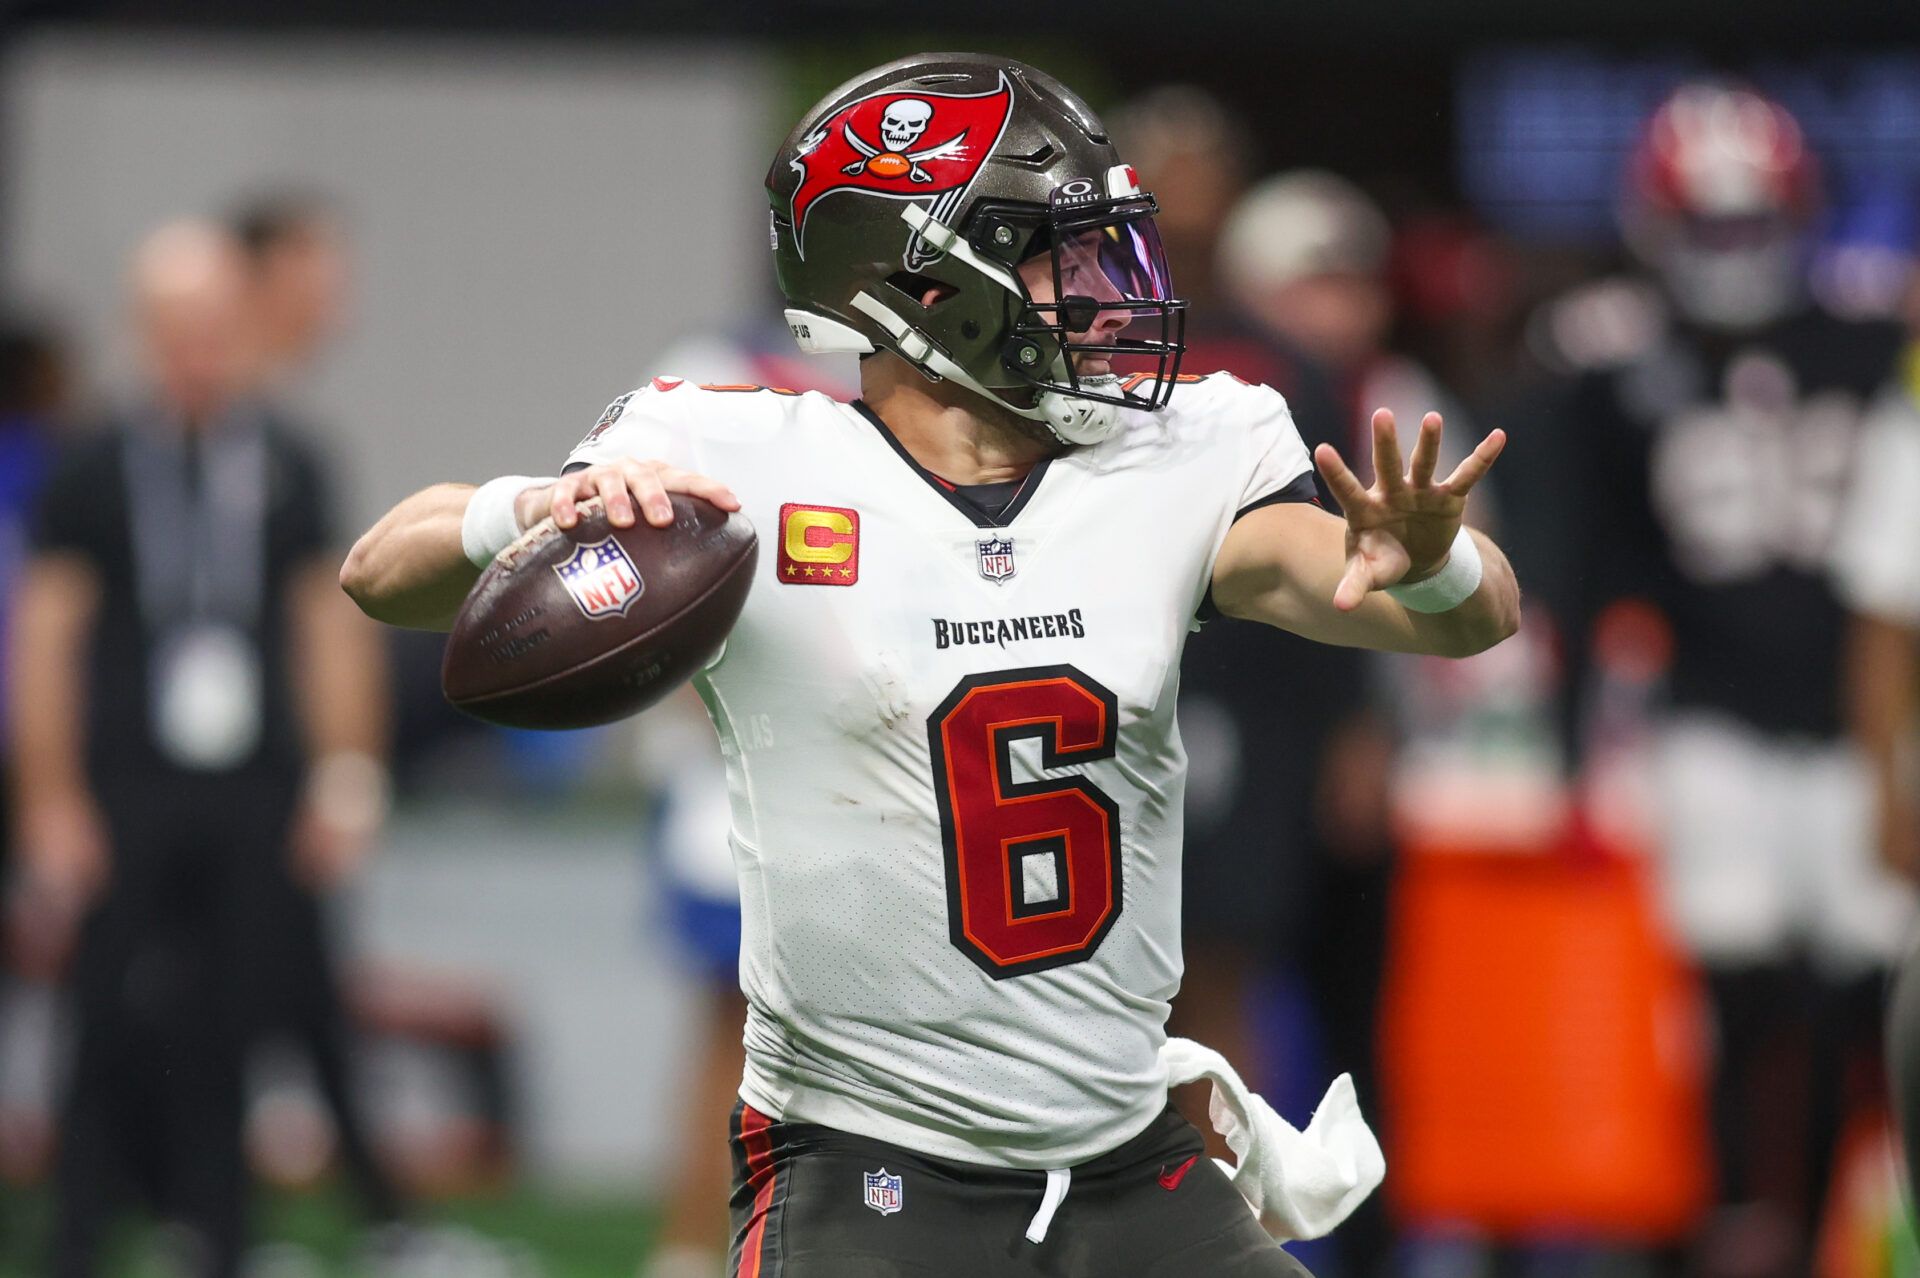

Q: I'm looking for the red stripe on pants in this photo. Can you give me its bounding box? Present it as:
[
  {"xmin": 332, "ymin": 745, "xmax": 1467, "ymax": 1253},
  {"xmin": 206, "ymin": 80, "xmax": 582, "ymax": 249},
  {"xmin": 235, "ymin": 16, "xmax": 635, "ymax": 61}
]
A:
[{"xmin": 737, "ymin": 1104, "xmax": 778, "ymax": 1278}]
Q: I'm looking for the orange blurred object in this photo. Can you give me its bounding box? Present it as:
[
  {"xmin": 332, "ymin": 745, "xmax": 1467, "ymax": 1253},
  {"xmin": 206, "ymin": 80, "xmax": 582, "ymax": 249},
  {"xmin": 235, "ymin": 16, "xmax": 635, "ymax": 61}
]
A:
[{"xmin": 1380, "ymin": 832, "xmax": 1711, "ymax": 1241}]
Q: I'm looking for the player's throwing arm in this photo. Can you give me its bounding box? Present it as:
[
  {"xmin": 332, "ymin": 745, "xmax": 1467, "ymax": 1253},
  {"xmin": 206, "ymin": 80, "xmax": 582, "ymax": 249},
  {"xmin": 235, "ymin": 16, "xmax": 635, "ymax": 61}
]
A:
[{"xmin": 338, "ymin": 461, "xmax": 738, "ymax": 631}]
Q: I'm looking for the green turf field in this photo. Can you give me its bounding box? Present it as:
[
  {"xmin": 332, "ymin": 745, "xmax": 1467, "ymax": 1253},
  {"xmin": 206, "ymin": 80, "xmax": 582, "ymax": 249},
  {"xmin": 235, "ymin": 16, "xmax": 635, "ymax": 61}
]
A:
[{"xmin": 0, "ymin": 1184, "xmax": 662, "ymax": 1277}]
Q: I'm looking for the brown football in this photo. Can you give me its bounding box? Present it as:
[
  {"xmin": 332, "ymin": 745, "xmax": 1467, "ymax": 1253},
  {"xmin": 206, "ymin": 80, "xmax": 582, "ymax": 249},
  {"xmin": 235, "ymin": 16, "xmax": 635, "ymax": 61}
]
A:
[{"xmin": 441, "ymin": 495, "xmax": 756, "ymax": 730}]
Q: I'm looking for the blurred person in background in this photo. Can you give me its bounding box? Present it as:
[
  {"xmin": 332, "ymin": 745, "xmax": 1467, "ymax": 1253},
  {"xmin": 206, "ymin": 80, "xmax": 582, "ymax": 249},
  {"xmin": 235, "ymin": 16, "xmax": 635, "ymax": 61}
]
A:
[
  {"xmin": 229, "ymin": 191, "xmax": 404, "ymax": 1229},
  {"xmin": 8, "ymin": 220, "xmax": 386, "ymax": 1278},
  {"xmin": 1113, "ymin": 92, "xmax": 1395, "ymax": 1278},
  {"xmin": 1, "ymin": 321, "xmax": 73, "ymax": 1116},
  {"xmin": 1219, "ymin": 171, "xmax": 1477, "ymax": 445},
  {"xmin": 1212, "ymin": 170, "xmax": 1488, "ymax": 1278},
  {"xmin": 1539, "ymin": 83, "xmax": 1913, "ymax": 1278},
  {"xmin": 1107, "ymin": 85, "xmax": 1250, "ymax": 319},
  {"xmin": 631, "ymin": 327, "xmax": 855, "ymax": 1278},
  {"xmin": 233, "ymin": 191, "xmax": 352, "ymax": 397},
  {"xmin": 1108, "ymin": 88, "xmax": 1345, "ymax": 418}
]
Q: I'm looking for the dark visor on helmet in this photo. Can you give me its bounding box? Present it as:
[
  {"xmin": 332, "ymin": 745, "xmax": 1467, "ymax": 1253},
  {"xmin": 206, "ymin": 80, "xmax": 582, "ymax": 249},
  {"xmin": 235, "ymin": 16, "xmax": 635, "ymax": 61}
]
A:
[{"xmin": 1005, "ymin": 190, "xmax": 1187, "ymax": 412}]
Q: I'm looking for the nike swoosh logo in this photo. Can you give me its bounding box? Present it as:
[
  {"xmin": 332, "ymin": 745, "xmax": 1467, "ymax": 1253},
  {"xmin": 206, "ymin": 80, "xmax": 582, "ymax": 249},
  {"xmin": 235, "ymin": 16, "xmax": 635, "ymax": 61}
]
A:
[{"xmin": 1157, "ymin": 1155, "xmax": 1199, "ymax": 1191}]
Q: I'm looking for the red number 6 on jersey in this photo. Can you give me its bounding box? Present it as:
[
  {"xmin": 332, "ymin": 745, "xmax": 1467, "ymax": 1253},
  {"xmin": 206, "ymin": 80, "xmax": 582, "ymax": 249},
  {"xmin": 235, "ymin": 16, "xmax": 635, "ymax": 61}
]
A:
[{"xmin": 927, "ymin": 665, "xmax": 1123, "ymax": 979}]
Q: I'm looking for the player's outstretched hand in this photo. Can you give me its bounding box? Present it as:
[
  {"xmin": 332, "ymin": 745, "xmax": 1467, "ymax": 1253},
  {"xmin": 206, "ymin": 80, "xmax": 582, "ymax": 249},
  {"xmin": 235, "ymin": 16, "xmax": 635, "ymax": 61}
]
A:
[
  {"xmin": 1313, "ymin": 409, "xmax": 1505, "ymax": 612},
  {"xmin": 517, "ymin": 459, "xmax": 741, "ymax": 534}
]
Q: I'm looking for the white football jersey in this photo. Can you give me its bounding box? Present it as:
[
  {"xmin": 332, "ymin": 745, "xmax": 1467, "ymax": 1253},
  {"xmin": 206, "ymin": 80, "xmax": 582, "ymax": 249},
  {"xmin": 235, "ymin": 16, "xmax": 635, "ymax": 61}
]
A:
[{"xmin": 565, "ymin": 372, "xmax": 1314, "ymax": 1168}]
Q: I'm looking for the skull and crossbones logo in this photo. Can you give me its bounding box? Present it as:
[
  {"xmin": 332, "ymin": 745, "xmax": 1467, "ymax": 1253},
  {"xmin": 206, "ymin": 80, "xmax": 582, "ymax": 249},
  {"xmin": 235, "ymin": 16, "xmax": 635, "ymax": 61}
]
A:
[{"xmin": 842, "ymin": 99, "xmax": 971, "ymax": 184}]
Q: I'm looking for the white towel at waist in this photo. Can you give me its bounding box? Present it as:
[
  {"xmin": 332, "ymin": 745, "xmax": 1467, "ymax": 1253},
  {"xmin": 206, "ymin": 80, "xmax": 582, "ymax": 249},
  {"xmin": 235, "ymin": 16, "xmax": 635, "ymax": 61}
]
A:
[{"xmin": 1159, "ymin": 1036, "xmax": 1385, "ymax": 1242}]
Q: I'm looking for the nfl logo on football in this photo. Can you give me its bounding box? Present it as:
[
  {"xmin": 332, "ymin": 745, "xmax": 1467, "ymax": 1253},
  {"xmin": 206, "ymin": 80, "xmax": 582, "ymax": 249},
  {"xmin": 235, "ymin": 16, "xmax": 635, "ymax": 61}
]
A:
[
  {"xmin": 553, "ymin": 538, "xmax": 645, "ymax": 619},
  {"xmin": 863, "ymin": 1168, "xmax": 903, "ymax": 1216},
  {"xmin": 976, "ymin": 537, "xmax": 1016, "ymax": 584}
]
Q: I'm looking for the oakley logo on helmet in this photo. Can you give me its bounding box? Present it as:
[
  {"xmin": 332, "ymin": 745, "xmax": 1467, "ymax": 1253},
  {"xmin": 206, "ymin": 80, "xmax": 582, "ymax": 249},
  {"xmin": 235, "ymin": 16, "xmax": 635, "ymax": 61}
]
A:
[{"xmin": 787, "ymin": 74, "xmax": 1015, "ymax": 265}]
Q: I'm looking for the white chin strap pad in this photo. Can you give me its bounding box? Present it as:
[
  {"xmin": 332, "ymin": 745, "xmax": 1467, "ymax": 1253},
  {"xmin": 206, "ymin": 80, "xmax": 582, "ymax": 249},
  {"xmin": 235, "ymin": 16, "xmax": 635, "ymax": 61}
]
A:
[{"xmin": 1036, "ymin": 383, "xmax": 1123, "ymax": 445}]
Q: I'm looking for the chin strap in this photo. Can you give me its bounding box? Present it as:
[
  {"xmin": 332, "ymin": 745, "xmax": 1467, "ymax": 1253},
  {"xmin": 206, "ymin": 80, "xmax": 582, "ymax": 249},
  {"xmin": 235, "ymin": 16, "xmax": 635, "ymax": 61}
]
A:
[{"xmin": 848, "ymin": 289, "xmax": 1125, "ymax": 446}]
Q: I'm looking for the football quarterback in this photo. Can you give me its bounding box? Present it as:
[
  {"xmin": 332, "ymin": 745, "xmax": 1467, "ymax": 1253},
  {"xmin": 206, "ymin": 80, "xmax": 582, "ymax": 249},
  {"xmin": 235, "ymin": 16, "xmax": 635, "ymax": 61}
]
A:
[{"xmin": 342, "ymin": 52, "xmax": 1519, "ymax": 1278}]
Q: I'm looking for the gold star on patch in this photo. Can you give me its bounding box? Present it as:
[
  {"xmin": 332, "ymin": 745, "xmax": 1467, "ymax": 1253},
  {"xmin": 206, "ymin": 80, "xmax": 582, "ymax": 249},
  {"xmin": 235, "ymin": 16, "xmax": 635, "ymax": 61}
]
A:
[
  {"xmin": 803, "ymin": 566, "xmax": 816, "ymax": 577},
  {"xmin": 839, "ymin": 566, "xmax": 853, "ymax": 578},
  {"xmin": 785, "ymin": 565, "xmax": 797, "ymax": 576}
]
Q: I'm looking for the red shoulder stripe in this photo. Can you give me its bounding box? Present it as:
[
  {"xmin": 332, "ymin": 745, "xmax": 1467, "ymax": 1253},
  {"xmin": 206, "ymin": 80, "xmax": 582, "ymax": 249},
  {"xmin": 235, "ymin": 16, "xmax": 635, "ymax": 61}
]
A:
[{"xmin": 697, "ymin": 383, "xmax": 801, "ymax": 396}]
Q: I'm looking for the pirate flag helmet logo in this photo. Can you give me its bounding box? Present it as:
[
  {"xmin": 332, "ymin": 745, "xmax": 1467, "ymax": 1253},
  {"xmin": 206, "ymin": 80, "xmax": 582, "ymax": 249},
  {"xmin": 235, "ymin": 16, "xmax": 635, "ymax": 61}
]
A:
[{"xmin": 786, "ymin": 75, "xmax": 1014, "ymax": 267}]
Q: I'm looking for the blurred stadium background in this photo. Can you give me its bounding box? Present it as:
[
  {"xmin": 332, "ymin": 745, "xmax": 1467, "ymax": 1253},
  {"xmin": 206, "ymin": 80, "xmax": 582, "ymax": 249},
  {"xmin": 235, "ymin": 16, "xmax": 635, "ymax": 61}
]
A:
[{"xmin": 2, "ymin": 2, "xmax": 1920, "ymax": 1276}]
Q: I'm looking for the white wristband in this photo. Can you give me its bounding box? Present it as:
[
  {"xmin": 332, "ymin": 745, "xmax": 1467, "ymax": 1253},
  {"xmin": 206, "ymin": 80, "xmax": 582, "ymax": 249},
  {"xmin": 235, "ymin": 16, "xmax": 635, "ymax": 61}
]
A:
[
  {"xmin": 1386, "ymin": 527, "xmax": 1484, "ymax": 613},
  {"xmin": 461, "ymin": 474, "xmax": 555, "ymax": 569}
]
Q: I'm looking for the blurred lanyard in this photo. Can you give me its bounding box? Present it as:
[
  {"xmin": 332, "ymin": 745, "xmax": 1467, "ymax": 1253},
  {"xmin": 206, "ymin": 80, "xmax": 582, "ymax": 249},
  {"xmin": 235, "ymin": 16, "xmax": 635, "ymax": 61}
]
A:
[
  {"xmin": 123, "ymin": 411, "xmax": 268, "ymax": 631},
  {"xmin": 123, "ymin": 412, "xmax": 268, "ymax": 770}
]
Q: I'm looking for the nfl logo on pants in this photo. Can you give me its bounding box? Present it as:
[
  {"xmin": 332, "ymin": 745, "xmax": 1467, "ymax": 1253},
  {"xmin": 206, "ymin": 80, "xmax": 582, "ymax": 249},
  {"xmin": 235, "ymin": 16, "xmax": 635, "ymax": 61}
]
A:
[{"xmin": 863, "ymin": 1168, "xmax": 903, "ymax": 1216}]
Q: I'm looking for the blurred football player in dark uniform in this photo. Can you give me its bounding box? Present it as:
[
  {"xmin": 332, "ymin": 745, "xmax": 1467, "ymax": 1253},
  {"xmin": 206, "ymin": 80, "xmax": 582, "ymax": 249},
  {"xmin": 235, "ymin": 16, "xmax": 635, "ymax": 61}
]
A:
[{"xmin": 1546, "ymin": 83, "xmax": 1913, "ymax": 1278}]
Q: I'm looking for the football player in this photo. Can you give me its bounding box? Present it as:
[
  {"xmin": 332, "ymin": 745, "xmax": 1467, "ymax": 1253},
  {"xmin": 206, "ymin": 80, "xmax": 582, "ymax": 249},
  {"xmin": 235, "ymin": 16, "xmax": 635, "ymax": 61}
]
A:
[
  {"xmin": 340, "ymin": 53, "xmax": 1518, "ymax": 1277},
  {"xmin": 1544, "ymin": 81, "xmax": 1915, "ymax": 1273}
]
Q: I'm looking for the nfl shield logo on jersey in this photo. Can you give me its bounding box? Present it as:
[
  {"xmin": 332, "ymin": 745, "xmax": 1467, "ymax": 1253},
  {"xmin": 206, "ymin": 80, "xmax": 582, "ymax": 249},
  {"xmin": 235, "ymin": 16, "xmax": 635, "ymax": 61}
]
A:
[
  {"xmin": 976, "ymin": 537, "xmax": 1016, "ymax": 583},
  {"xmin": 553, "ymin": 538, "xmax": 645, "ymax": 619},
  {"xmin": 863, "ymin": 1168, "xmax": 903, "ymax": 1216}
]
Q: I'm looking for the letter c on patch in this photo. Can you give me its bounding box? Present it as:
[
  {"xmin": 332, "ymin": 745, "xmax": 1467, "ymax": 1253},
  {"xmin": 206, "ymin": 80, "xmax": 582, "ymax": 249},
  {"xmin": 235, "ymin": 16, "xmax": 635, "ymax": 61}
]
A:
[{"xmin": 784, "ymin": 509, "xmax": 855, "ymax": 564}]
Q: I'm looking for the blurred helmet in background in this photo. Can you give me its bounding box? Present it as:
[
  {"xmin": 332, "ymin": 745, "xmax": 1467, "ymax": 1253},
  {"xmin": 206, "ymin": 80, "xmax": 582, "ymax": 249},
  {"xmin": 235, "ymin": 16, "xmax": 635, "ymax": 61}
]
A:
[
  {"xmin": 766, "ymin": 52, "xmax": 1186, "ymax": 445},
  {"xmin": 1622, "ymin": 82, "xmax": 1820, "ymax": 331},
  {"xmin": 1217, "ymin": 170, "xmax": 1394, "ymax": 371}
]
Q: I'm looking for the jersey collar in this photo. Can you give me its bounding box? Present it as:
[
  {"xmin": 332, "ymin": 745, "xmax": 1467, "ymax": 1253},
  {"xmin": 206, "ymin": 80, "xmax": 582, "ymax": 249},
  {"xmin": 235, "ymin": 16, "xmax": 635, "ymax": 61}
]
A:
[{"xmin": 849, "ymin": 399, "xmax": 1054, "ymax": 530}]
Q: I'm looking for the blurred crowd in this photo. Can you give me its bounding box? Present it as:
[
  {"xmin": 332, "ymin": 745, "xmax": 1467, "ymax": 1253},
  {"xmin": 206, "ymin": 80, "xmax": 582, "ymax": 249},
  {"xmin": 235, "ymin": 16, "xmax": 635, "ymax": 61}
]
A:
[{"xmin": 1, "ymin": 56, "xmax": 1919, "ymax": 1278}]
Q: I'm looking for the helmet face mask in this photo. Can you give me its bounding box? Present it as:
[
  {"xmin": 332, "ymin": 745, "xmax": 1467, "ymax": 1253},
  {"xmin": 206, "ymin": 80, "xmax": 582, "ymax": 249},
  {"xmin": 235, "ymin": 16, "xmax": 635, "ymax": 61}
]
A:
[
  {"xmin": 1647, "ymin": 212, "xmax": 1805, "ymax": 329},
  {"xmin": 767, "ymin": 53, "xmax": 1187, "ymax": 441},
  {"xmin": 1005, "ymin": 190, "xmax": 1185, "ymax": 413}
]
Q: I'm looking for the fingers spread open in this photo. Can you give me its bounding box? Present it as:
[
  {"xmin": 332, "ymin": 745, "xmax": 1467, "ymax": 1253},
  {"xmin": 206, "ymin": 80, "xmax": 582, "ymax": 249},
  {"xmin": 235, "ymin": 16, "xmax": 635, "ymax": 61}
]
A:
[
  {"xmin": 1371, "ymin": 409, "xmax": 1406, "ymax": 493},
  {"xmin": 1408, "ymin": 411, "xmax": 1444, "ymax": 488},
  {"xmin": 1441, "ymin": 428, "xmax": 1508, "ymax": 496},
  {"xmin": 1314, "ymin": 443, "xmax": 1372, "ymax": 513}
]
